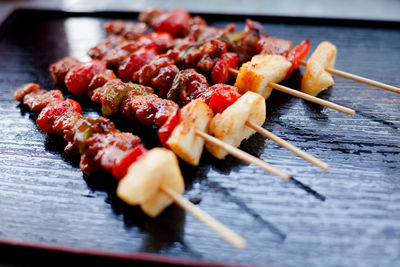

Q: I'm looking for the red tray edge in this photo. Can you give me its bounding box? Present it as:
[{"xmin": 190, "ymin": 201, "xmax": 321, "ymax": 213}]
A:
[{"xmin": 0, "ymin": 237, "xmax": 263, "ymax": 267}]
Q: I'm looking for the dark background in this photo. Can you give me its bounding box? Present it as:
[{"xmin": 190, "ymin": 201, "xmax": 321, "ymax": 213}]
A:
[{"xmin": 0, "ymin": 2, "xmax": 399, "ymax": 267}]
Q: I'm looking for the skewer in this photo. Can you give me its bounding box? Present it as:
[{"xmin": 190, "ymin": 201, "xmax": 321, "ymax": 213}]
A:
[
  {"xmin": 82, "ymin": 31, "xmax": 338, "ymax": 169},
  {"xmin": 161, "ymin": 185, "xmax": 247, "ymax": 249},
  {"xmin": 298, "ymin": 60, "xmax": 400, "ymax": 94},
  {"xmin": 195, "ymin": 129, "xmax": 291, "ymax": 181},
  {"xmin": 83, "ymin": 37, "xmax": 330, "ymax": 170},
  {"xmin": 245, "ymin": 121, "xmax": 329, "ymax": 171},
  {"xmin": 53, "ymin": 60, "xmax": 295, "ymax": 184},
  {"xmin": 269, "ymin": 82, "xmax": 355, "ymax": 115},
  {"xmin": 229, "ymin": 68, "xmax": 355, "ymax": 116},
  {"xmin": 15, "ymin": 84, "xmax": 246, "ymax": 250}
]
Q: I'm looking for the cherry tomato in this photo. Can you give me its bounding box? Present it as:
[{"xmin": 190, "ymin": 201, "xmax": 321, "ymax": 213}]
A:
[
  {"xmin": 65, "ymin": 60, "xmax": 107, "ymax": 95},
  {"xmin": 36, "ymin": 99, "xmax": 81, "ymax": 134},
  {"xmin": 209, "ymin": 87, "xmax": 241, "ymax": 114},
  {"xmin": 158, "ymin": 110, "xmax": 180, "ymax": 148},
  {"xmin": 118, "ymin": 48, "xmax": 157, "ymax": 82},
  {"xmin": 286, "ymin": 40, "xmax": 310, "ymax": 79},
  {"xmin": 211, "ymin": 53, "xmax": 239, "ymax": 84},
  {"xmin": 151, "ymin": 9, "xmax": 190, "ymax": 37},
  {"xmin": 112, "ymin": 144, "xmax": 148, "ymax": 180}
]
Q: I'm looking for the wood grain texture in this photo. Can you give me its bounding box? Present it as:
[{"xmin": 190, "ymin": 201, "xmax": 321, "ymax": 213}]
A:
[{"xmin": 0, "ymin": 10, "xmax": 399, "ymax": 267}]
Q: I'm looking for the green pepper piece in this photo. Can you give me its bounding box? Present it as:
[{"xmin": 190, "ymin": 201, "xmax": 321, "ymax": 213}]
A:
[
  {"xmin": 179, "ymin": 47, "xmax": 192, "ymax": 61},
  {"xmin": 78, "ymin": 129, "xmax": 93, "ymax": 153},
  {"xmin": 73, "ymin": 119, "xmax": 93, "ymax": 153},
  {"xmin": 225, "ymin": 33, "xmax": 241, "ymax": 43},
  {"xmin": 167, "ymin": 71, "xmax": 184, "ymax": 102},
  {"xmin": 101, "ymin": 82, "xmax": 154, "ymax": 117},
  {"xmin": 101, "ymin": 81, "xmax": 126, "ymax": 117}
]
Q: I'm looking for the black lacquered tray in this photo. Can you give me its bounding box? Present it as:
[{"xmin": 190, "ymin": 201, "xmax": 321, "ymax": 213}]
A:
[{"xmin": 0, "ymin": 9, "xmax": 399, "ymax": 267}]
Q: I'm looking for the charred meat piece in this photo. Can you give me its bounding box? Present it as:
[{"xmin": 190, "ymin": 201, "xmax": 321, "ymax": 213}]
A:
[
  {"xmin": 168, "ymin": 69, "xmax": 214, "ymax": 106},
  {"xmin": 88, "ymin": 69, "xmax": 118, "ymax": 92},
  {"xmin": 88, "ymin": 36, "xmax": 131, "ymax": 67},
  {"xmin": 15, "ymin": 83, "xmax": 64, "ymax": 112},
  {"xmin": 104, "ymin": 20, "xmax": 148, "ymax": 40},
  {"xmin": 14, "ymin": 83, "xmax": 43, "ymax": 101},
  {"xmin": 178, "ymin": 39, "xmax": 227, "ymax": 73},
  {"xmin": 120, "ymin": 93, "xmax": 178, "ymax": 127},
  {"xmin": 138, "ymin": 7, "xmax": 163, "ymax": 24},
  {"xmin": 81, "ymin": 131, "xmax": 141, "ymax": 175},
  {"xmin": 150, "ymin": 64, "xmax": 180, "ymax": 98},
  {"xmin": 49, "ymin": 57, "xmax": 82, "ymax": 84},
  {"xmin": 257, "ymin": 36, "xmax": 293, "ymax": 57},
  {"xmin": 170, "ymin": 36, "xmax": 196, "ymax": 52},
  {"xmin": 183, "ymin": 16, "xmax": 236, "ymax": 42},
  {"xmin": 134, "ymin": 50, "xmax": 180, "ymax": 96},
  {"xmin": 225, "ymin": 19, "xmax": 267, "ymax": 63}
]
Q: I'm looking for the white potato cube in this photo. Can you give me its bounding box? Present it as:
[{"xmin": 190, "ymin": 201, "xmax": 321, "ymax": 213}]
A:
[
  {"xmin": 301, "ymin": 41, "xmax": 337, "ymax": 96},
  {"xmin": 116, "ymin": 148, "xmax": 184, "ymax": 212},
  {"xmin": 167, "ymin": 99, "xmax": 213, "ymax": 166},
  {"xmin": 140, "ymin": 150, "xmax": 184, "ymax": 217},
  {"xmin": 234, "ymin": 55, "xmax": 292, "ymax": 99},
  {"xmin": 206, "ymin": 92, "xmax": 266, "ymax": 159}
]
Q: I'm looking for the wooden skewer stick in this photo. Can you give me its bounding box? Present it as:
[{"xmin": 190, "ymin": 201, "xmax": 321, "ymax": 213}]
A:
[
  {"xmin": 245, "ymin": 121, "xmax": 330, "ymax": 171},
  {"xmin": 160, "ymin": 185, "xmax": 247, "ymax": 249},
  {"xmin": 228, "ymin": 68, "xmax": 355, "ymax": 115},
  {"xmin": 268, "ymin": 82, "xmax": 356, "ymax": 115},
  {"xmin": 228, "ymin": 68, "xmax": 239, "ymax": 76},
  {"xmin": 298, "ymin": 60, "xmax": 400, "ymax": 94},
  {"xmin": 195, "ymin": 130, "xmax": 291, "ymax": 181}
]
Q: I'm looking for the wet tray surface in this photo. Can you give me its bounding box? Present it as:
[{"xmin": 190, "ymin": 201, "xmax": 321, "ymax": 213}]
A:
[{"xmin": 0, "ymin": 9, "xmax": 399, "ymax": 267}]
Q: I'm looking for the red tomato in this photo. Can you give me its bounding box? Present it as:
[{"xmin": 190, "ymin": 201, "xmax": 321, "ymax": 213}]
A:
[
  {"xmin": 151, "ymin": 9, "xmax": 190, "ymax": 37},
  {"xmin": 286, "ymin": 40, "xmax": 310, "ymax": 79},
  {"xmin": 211, "ymin": 53, "xmax": 239, "ymax": 84},
  {"xmin": 36, "ymin": 99, "xmax": 81, "ymax": 134},
  {"xmin": 158, "ymin": 110, "xmax": 180, "ymax": 148},
  {"xmin": 209, "ymin": 87, "xmax": 241, "ymax": 114},
  {"xmin": 112, "ymin": 144, "xmax": 148, "ymax": 180},
  {"xmin": 118, "ymin": 48, "xmax": 157, "ymax": 82},
  {"xmin": 64, "ymin": 60, "xmax": 107, "ymax": 95}
]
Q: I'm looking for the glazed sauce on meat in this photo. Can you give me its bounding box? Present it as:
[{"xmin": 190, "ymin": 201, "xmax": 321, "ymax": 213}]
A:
[{"xmin": 15, "ymin": 84, "xmax": 143, "ymax": 176}]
